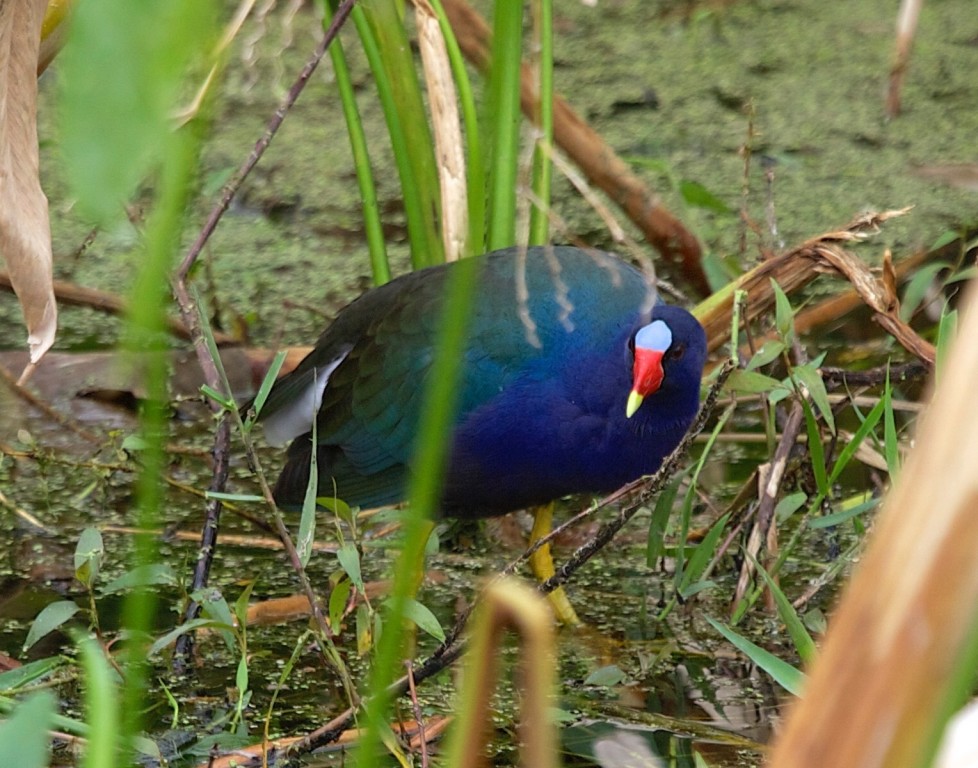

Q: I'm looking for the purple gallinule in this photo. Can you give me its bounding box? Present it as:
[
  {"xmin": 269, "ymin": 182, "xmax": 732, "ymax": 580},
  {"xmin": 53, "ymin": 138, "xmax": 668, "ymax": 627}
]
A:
[{"xmin": 254, "ymin": 246, "xmax": 707, "ymax": 623}]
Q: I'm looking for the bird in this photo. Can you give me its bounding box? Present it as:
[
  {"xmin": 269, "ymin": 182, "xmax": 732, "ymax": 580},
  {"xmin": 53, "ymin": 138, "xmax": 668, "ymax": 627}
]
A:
[{"xmin": 252, "ymin": 245, "xmax": 707, "ymax": 623}]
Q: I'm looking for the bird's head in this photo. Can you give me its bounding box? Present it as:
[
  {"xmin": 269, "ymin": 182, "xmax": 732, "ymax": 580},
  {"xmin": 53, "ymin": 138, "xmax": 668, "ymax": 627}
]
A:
[{"xmin": 625, "ymin": 306, "xmax": 706, "ymax": 418}]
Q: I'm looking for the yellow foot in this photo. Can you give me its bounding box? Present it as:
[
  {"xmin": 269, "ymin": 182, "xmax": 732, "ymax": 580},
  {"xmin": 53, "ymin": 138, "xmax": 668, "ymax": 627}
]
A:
[{"xmin": 529, "ymin": 503, "xmax": 582, "ymax": 626}]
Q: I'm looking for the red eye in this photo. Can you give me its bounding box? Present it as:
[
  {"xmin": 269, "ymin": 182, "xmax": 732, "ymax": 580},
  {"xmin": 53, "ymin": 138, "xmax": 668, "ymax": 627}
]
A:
[{"xmin": 669, "ymin": 343, "xmax": 686, "ymax": 361}]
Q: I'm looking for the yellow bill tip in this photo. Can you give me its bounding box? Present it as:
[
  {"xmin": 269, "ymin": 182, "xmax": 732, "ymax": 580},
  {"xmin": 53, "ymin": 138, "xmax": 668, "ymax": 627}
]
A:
[{"xmin": 625, "ymin": 389, "xmax": 644, "ymax": 419}]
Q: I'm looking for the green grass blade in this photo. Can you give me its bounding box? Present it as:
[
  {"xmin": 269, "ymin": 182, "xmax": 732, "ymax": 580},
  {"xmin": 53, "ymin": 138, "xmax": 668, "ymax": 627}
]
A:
[
  {"xmin": 646, "ymin": 476, "xmax": 682, "ymax": 566},
  {"xmin": 883, "ymin": 371, "xmax": 900, "ymax": 475},
  {"xmin": 793, "ymin": 361, "xmax": 835, "ymax": 435},
  {"xmin": 356, "ymin": 256, "xmax": 481, "ymax": 768},
  {"xmin": 708, "ymin": 619, "xmax": 806, "ymax": 696},
  {"xmin": 801, "ymin": 398, "xmax": 829, "ymax": 497},
  {"xmin": 0, "ymin": 691, "xmax": 55, "ymax": 768},
  {"xmin": 752, "ymin": 559, "xmax": 816, "ymax": 663},
  {"xmin": 356, "ymin": 0, "xmax": 444, "ymax": 268},
  {"xmin": 936, "ymin": 306, "xmax": 958, "ymax": 378},
  {"xmin": 120, "ymin": 128, "xmax": 202, "ymax": 743},
  {"xmin": 485, "ymin": 1, "xmax": 524, "ymax": 250},
  {"xmin": 679, "ymin": 513, "xmax": 729, "ymax": 599},
  {"xmin": 809, "ymin": 494, "xmax": 879, "ymax": 529},
  {"xmin": 321, "ymin": 0, "xmax": 390, "ymax": 284},
  {"xmin": 80, "ymin": 635, "xmax": 119, "ymax": 768},
  {"xmin": 673, "ymin": 405, "xmax": 732, "ymax": 589},
  {"xmin": 828, "ymin": 393, "xmax": 886, "ymax": 485},
  {"xmin": 246, "ymin": 350, "xmax": 287, "ymax": 424},
  {"xmin": 298, "ymin": 399, "xmax": 319, "ymax": 567}
]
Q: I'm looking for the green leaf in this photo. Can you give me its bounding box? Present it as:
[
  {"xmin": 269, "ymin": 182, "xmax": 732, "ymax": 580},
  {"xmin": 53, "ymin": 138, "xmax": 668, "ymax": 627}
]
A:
[
  {"xmin": 199, "ymin": 384, "xmax": 235, "ymax": 410},
  {"xmin": 678, "ymin": 179, "xmax": 732, "ymax": 214},
  {"xmin": 804, "ymin": 608, "xmax": 828, "ymax": 635},
  {"xmin": 120, "ymin": 434, "xmax": 147, "ymax": 452},
  {"xmin": 883, "ymin": 375, "xmax": 900, "ymax": 474},
  {"xmin": 679, "ymin": 514, "xmax": 729, "ymax": 598},
  {"xmin": 828, "ymin": 395, "xmax": 886, "ymax": 485},
  {"xmin": 101, "ymin": 564, "xmax": 176, "ymax": 594},
  {"xmin": 584, "ymin": 664, "xmax": 628, "ymax": 687},
  {"xmin": 402, "ymin": 599, "xmax": 444, "ymax": 642},
  {"xmin": 24, "ymin": 601, "xmax": 80, "ymax": 651},
  {"xmin": 148, "ymin": 618, "xmax": 224, "ymax": 658},
  {"xmin": 774, "ymin": 492, "xmax": 807, "ymax": 523},
  {"xmin": 233, "ymin": 582, "xmax": 256, "ymax": 630},
  {"xmin": 204, "ymin": 491, "xmax": 265, "ymax": 503},
  {"xmin": 770, "ymin": 279, "xmax": 795, "ymax": 343},
  {"xmin": 937, "ymin": 307, "xmax": 958, "ymax": 378},
  {"xmin": 234, "ymin": 654, "xmax": 249, "ymax": 699},
  {"xmin": 195, "ymin": 589, "xmax": 234, "ymax": 628},
  {"xmin": 679, "ymin": 579, "xmax": 716, "ymax": 598},
  {"xmin": 0, "ymin": 658, "xmax": 64, "ymax": 694},
  {"xmin": 195, "ymin": 590, "xmax": 237, "ymax": 653},
  {"xmin": 809, "ymin": 495, "xmax": 880, "ymax": 529},
  {"xmin": 929, "ymin": 229, "xmax": 959, "ymax": 251},
  {"xmin": 753, "ymin": 561, "xmax": 816, "ymax": 663},
  {"xmin": 0, "ymin": 691, "xmax": 55, "ymax": 768},
  {"xmin": 708, "ymin": 618, "xmax": 805, "ymax": 695},
  {"xmin": 328, "ymin": 577, "xmax": 352, "ymax": 635},
  {"xmin": 300, "ymin": 401, "xmax": 320, "ymax": 559},
  {"xmin": 725, "ymin": 369, "xmax": 784, "ymax": 395},
  {"xmin": 424, "ymin": 525, "xmax": 440, "ymax": 557},
  {"xmin": 317, "ymin": 496, "xmax": 354, "ymax": 525},
  {"xmin": 801, "ymin": 398, "xmax": 829, "ymax": 496},
  {"xmin": 793, "ymin": 362, "xmax": 835, "ymax": 435},
  {"xmin": 357, "ymin": 603, "xmax": 373, "ymax": 655},
  {"xmin": 899, "ymin": 262, "xmax": 947, "ymax": 322},
  {"xmin": 74, "ymin": 527, "xmax": 104, "ymax": 588},
  {"xmin": 745, "ymin": 339, "xmax": 786, "ymax": 371},
  {"xmin": 647, "ymin": 479, "xmax": 681, "ymax": 566},
  {"xmin": 247, "ymin": 350, "xmax": 287, "ymax": 423},
  {"xmin": 337, "ymin": 543, "xmax": 364, "ymax": 593}
]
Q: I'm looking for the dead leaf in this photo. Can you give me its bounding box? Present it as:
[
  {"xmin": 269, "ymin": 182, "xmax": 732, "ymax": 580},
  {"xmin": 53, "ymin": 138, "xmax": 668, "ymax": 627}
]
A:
[{"xmin": 0, "ymin": 0, "xmax": 57, "ymax": 370}]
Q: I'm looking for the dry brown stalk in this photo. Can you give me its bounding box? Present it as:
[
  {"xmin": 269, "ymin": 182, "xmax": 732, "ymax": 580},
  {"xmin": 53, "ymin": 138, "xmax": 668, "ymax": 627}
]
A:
[
  {"xmin": 0, "ymin": 271, "xmax": 237, "ymax": 345},
  {"xmin": 693, "ymin": 208, "xmax": 935, "ymax": 366}
]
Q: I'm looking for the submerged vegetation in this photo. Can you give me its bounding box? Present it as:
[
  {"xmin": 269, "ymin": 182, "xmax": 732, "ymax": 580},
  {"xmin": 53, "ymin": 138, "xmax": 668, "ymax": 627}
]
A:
[{"xmin": 1, "ymin": 0, "xmax": 977, "ymax": 767}]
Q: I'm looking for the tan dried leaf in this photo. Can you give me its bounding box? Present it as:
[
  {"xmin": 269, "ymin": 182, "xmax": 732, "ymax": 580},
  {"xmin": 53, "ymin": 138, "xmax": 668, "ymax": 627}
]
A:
[
  {"xmin": 0, "ymin": 0, "xmax": 57, "ymax": 367},
  {"xmin": 413, "ymin": 0, "xmax": 467, "ymax": 261}
]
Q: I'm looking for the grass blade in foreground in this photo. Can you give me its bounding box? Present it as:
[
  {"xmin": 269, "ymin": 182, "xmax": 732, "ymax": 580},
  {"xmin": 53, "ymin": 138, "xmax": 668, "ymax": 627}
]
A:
[{"xmin": 354, "ymin": 256, "xmax": 481, "ymax": 768}]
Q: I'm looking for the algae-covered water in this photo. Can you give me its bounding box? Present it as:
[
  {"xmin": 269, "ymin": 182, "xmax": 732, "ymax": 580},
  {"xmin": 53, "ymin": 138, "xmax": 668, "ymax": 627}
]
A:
[{"xmin": 1, "ymin": 1, "xmax": 976, "ymax": 765}]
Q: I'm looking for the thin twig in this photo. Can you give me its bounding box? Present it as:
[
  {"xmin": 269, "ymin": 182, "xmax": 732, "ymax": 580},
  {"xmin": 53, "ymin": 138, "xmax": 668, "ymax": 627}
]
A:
[
  {"xmin": 0, "ymin": 362, "xmax": 102, "ymax": 445},
  {"xmin": 405, "ymin": 661, "xmax": 429, "ymax": 768},
  {"xmin": 0, "ymin": 271, "xmax": 236, "ymax": 344},
  {"xmin": 177, "ymin": 0, "xmax": 356, "ymax": 279},
  {"xmin": 174, "ymin": 416, "xmax": 232, "ymax": 667},
  {"xmin": 169, "ymin": 0, "xmax": 357, "ymax": 677}
]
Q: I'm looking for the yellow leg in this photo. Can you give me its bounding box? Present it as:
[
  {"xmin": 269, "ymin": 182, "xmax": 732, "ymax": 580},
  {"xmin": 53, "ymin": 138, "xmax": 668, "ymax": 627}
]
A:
[{"xmin": 528, "ymin": 503, "xmax": 582, "ymax": 626}]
